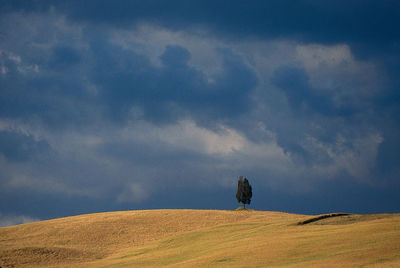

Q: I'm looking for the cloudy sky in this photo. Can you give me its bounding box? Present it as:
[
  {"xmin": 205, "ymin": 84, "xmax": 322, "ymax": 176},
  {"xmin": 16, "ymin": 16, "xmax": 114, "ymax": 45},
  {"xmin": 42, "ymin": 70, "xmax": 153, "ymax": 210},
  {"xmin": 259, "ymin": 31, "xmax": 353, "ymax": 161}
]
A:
[{"xmin": 1, "ymin": 1, "xmax": 399, "ymax": 226}]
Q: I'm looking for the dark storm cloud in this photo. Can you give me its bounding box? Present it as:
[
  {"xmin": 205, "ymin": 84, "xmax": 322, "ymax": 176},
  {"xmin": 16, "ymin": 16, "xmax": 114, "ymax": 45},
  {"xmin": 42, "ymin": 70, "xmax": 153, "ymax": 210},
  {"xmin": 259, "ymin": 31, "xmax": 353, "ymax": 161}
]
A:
[
  {"xmin": 49, "ymin": 45, "xmax": 82, "ymax": 69},
  {"xmin": 92, "ymin": 42, "xmax": 257, "ymax": 124},
  {"xmin": 272, "ymin": 66, "xmax": 337, "ymax": 116},
  {"xmin": 372, "ymin": 120, "xmax": 400, "ymax": 186},
  {"xmin": 53, "ymin": 1, "xmax": 399, "ymax": 45},
  {"xmin": 3, "ymin": 1, "xmax": 399, "ymax": 44},
  {"xmin": 0, "ymin": 130, "xmax": 49, "ymax": 162},
  {"xmin": 1, "ymin": 21, "xmax": 256, "ymax": 127},
  {"xmin": 0, "ymin": 61, "xmax": 92, "ymax": 127}
]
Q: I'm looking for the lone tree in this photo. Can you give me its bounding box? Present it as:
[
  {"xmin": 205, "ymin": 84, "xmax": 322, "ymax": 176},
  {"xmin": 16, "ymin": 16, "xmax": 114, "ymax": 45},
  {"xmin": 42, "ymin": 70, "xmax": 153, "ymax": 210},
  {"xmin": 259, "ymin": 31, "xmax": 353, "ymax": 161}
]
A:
[{"xmin": 236, "ymin": 176, "xmax": 252, "ymax": 208}]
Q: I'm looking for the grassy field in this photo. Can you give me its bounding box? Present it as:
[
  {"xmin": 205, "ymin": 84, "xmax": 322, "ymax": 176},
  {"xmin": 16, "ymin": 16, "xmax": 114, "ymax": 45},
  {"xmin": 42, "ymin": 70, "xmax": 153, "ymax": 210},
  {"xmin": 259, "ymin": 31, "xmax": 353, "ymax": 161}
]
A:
[{"xmin": 1, "ymin": 209, "xmax": 400, "ymax": 267}]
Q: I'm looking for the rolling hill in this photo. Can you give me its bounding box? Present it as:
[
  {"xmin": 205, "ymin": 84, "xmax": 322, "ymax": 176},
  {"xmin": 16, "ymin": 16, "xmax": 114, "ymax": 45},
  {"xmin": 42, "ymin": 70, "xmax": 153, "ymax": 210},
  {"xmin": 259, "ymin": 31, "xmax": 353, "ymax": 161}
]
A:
[{"xmin": 1, "ymin": 209, "xmax": 399, "ymax": 267}]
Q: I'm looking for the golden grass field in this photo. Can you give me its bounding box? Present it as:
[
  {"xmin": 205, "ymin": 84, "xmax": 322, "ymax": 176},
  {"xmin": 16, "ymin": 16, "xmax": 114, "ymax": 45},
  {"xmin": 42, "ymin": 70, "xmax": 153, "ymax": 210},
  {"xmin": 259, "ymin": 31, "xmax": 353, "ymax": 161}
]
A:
[{"xmin": 1, "ymin": 209, "xmax": 400, "ymax": 267}]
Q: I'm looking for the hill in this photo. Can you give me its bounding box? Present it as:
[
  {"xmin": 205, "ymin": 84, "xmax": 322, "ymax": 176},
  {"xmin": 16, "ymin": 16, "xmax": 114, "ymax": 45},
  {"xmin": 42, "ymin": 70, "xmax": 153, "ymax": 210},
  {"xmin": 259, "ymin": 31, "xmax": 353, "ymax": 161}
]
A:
[{"xmin": 1, "ymin": 209, "xmax": 400, "ymax": 267}]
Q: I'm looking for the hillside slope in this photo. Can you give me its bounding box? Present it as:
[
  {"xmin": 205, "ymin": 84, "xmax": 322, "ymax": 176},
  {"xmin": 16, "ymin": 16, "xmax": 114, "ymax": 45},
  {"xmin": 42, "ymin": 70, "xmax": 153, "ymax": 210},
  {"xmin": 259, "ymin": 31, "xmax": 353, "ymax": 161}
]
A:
[{"xmin": 1, "ymin": 209, "xmax": 399, "ymax": 267}]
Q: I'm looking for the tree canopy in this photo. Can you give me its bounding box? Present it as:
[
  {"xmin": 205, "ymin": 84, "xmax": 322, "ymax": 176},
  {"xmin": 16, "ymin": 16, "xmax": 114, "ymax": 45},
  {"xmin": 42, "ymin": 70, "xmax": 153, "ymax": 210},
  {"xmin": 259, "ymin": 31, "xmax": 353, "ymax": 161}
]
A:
[{"xmin": 236, "ymin": 176, "xmax": 252, "ymax": 208}]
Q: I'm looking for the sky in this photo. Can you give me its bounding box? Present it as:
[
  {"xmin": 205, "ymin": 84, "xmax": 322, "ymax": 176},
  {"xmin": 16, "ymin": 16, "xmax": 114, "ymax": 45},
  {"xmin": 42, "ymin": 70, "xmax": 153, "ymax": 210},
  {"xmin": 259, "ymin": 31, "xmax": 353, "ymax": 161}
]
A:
[{"xmin": 1, "ymin": 0, "xmax": 400, "ymax": 226}]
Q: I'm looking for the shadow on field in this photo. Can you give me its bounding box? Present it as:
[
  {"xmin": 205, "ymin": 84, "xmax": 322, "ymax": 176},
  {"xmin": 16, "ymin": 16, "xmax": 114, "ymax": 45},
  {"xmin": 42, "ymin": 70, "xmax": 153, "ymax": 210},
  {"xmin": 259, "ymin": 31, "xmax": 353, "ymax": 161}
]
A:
[
  {"xmin": 297, "ymin": 213, "xmax": 397, "ymax": 225},
  {"xmin": 297, "ymin": 213, "xmax": 351, "ymax": 225}
]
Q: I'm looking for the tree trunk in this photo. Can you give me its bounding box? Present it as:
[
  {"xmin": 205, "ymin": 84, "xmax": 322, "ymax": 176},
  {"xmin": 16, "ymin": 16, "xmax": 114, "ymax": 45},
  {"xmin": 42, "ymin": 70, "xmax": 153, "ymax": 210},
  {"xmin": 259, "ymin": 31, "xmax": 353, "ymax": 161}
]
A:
[{"xmin": 243, "ymin": 203, "xmax": 245, "ymax": 209}]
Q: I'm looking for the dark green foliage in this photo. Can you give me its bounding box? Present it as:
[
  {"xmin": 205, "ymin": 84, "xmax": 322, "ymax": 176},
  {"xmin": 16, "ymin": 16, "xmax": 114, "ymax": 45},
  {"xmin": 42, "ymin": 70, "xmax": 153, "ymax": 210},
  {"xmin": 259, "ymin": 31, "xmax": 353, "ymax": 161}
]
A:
[
  {"xmin": 243, "ymin": 178, "xmax": 252, "ymax": 205},
  {"xmin": 236, "ymin": 176, "xmax": 244, "ymax": 203},
  {"xmin": 236, "ymin": 176, "xmax": 252, "ymax": 208}
]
